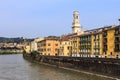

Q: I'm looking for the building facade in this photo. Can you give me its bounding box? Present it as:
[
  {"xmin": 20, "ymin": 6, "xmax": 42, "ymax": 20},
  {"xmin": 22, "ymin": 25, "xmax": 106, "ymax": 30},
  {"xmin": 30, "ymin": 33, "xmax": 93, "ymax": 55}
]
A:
[
  {"xmin": 92, "ymin": 31, "xmax": 103, "ymax": 57},
  {"xmin": 114, "ymin": 26, "xmax": 120, "ymax": 58},
  {"xmin": 79, "ymin": 34, "xmax": 92, "ymax": 57},
  {"xmin": 30, "ymin": 38, "xmax": 44, "ymax": 52},
  {"xmin": 27, "ymin": 11, "xmax": 120, "ymax": 58},
  {"xmin": 59, "ymin": 35, "xmax": 73, "ymax": 56},
  {"xmin": 59, "ymin": 41, "xmax": 70, "ymax": 56},
  {"xmin": 24, "ymin": 42, "xmax": 31, "ymax": 53},
  {"xmin": 71, "ymin": 25, "xmax": 120, "ymax": 58},
  {"xmin": 37, "ymin": 38, "xmax": 60, "ymax": 56},
  {"xmin": 72, "ymin": 35, "xmax": 80, "ymax": 56},
  {"xmin": 102, "ymin": 26, "xmax": 120, "ymax": 58}
]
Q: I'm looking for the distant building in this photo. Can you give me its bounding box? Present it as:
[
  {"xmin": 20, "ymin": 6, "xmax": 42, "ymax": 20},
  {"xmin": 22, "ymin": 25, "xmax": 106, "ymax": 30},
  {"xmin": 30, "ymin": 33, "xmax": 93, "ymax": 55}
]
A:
[
  {"xmin": 24, "ymin": 42, "xmax": 31, "ymax": 53},
  {"xmin": 30, "ymin": 38, "xmax": 44, "ymax": 52},
  {"xmin": 0, "ymin": 42, "xmax": 24, "ymax": 53}
]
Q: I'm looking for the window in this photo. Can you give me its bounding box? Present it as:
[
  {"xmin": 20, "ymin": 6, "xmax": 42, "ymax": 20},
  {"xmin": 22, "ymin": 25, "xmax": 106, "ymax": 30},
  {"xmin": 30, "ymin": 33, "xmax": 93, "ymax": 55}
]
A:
[
  {"xmin": 103, "ymin": 31, "xmax": 107, "ymax": 37},
  {"xmin": 55, "ymin": 43, "xmax": 58, "ymax": 46},
  {"xmin": 98, "ymin": 35, "xmax": 100, "ymax": 39},
  {"xmin": 55, "ymin": 48, "xmax": 58, "ymax": 51},
  {"xmin": 76, "ymin": 16, "xmax": 78, "ymax": 19},
  {"xmin": 47, "ymin": 48, "xmax": 51, "ymax": 51},
  {"xmin": 65, "ymin": 42, "xmax": 67, "ymax": 45},
  {"xmin": 116, "ymin": 54, "xmax": 119, "ymax": 58},
  {"xmin": 67, "ymin": 47, "xmax": 69, "ymax": 50},
  {"xmin": 44, "ymin": 53, "xmax": 46, "ymax": 55},
  {"xmin": 48, "ymin": 53, "xmax": 50, "ymax": 56},
  {"xmin": 44, "ymin": 48, "xmax": 46, "ymax": 51},
  {"xmin": 48, "ymin": 43, "xmax": 51, "ymax": 46}
]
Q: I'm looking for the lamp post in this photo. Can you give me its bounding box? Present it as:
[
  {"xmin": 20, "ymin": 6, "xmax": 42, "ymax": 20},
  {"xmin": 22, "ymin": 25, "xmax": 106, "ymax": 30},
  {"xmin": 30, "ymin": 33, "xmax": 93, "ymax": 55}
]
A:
[
  {"xmin": 119, "ymin": 19, "xmax": 120, "ymax": 25},
  {"xmin": 57, "ymin": 49, "xmax": 59, "ymax": 56}
]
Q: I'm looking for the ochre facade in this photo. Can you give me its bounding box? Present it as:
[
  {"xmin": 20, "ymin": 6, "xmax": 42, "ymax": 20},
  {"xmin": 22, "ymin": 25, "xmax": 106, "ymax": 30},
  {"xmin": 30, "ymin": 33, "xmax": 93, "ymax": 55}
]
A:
[
  {"xmin": 37, "ymin": 38, "xmax": 60, "ymax": 56},
  {"xmin": 72, "ymin": 25, "xmax": 120, "ymax": 58}
]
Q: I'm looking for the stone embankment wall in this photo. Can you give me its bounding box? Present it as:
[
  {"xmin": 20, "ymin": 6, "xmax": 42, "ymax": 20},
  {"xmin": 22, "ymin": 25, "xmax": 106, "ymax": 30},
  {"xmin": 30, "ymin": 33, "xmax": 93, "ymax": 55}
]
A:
[{"xmin": 23, "ymin": 54, "xmax": 120, "ymax": 79}]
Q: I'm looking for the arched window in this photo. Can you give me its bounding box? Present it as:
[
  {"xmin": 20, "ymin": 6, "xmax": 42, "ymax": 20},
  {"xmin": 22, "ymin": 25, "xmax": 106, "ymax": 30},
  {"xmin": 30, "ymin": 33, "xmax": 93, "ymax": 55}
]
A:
[{"xmin": 76, "ymin": 16, "xmax": 78, "ymax": 19}]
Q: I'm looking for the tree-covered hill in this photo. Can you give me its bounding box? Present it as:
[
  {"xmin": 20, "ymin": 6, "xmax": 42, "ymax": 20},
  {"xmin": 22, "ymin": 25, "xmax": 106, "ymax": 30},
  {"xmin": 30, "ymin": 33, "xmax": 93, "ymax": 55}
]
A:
[{"xmin": 0, "ymin": 37, "xmax": 33, "ymax": 43}]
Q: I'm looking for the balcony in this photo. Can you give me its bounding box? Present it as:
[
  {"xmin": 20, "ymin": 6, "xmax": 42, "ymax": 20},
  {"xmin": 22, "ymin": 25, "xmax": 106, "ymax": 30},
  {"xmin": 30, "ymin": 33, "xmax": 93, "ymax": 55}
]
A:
[
  {"xmin": 115, "ymin": 37, "xmax": 120, "ymax": 43},
  {"xmin": 114, "ymin": 48, "xmax": 120, "ymax": 52},
  {"xmin": 114, "ymin": 31, "xmax": 119, "ymax": 35},
  {"xmin": 94, "ymin": 47, "xmax": 100, "ymax": 50},
  {"xmin": 94, "ymin": 52, "xmax": 100, "ymax": 55},
  {"xmin": 103, "ymin": 45, "xmax": 107, "ymax": 51},
  {"xmin": 115, "ymin": 27, "xmax": 120, "ymax": 35},
  {"xmin": 102, "ymin": 31, "xmax": 107, "ymax": 37},
  {"xmin": 103, "ymin": 49, "xmax": 107, "ymax": 52},
  {"xmin": 114, "ymin": 44, "xmax": 120, "ymax": 52},
  {"xmin": 103, "ymin": 38, "xmax": 107, "ymax": 44}
]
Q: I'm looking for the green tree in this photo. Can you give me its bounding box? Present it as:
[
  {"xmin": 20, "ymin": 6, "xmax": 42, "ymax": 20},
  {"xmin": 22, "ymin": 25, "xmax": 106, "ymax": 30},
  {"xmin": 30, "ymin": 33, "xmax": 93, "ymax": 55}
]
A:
[{"xmin": 30, "ymin": 51, "xmax": 39, "ymax": 59}]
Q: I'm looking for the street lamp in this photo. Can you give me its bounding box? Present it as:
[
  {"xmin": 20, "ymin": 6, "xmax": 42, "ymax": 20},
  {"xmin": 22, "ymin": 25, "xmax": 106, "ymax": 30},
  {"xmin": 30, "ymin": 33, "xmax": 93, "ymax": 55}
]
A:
[
  {"xmin": 118, "ymin": 19, "xmax": 120, "ymax": 25},
  {"xmin": 57, "ymin": 49, "xmax": 59, "ymax": 56}
]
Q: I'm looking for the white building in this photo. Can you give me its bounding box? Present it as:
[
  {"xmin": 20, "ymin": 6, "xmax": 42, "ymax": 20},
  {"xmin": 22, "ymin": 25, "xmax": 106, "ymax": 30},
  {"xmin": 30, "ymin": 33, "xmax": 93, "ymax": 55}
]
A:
[{"xmin": 30, "ymin": 37, "xmax": 44, "ymax": 52}]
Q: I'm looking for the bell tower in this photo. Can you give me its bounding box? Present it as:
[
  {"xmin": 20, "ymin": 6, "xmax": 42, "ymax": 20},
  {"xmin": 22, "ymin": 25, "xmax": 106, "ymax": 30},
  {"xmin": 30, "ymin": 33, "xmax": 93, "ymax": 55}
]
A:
[{"xmin": 72, "ymin": 11, "xmax": 84, "ymax": 34}]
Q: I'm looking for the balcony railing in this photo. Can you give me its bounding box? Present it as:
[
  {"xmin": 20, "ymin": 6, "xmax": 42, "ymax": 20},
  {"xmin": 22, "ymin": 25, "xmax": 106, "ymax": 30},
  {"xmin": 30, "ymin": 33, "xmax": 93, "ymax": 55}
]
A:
[
  {"xmin": 102, "ymin": 31, "xmax": 107, "ymax": 37},
  {"xmin": 114, "ymin": 48, "xmax": 120, "ymax": 52},
  {"xmin": 103, "ymin": 46, "xmax": 107, "ymax": 51},
  {"xmin": 115, "ymin": 37, "xmax": 120, "ymax": 43},
  {"xmin": 114, "ymin": 31, "xmax": 119, "ymax": 35}
]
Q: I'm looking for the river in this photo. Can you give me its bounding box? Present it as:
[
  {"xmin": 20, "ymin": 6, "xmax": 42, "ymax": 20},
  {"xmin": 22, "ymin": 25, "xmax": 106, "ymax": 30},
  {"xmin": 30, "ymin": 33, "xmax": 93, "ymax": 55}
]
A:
[{"xmin": 0, "ymin": 54, "xmax": 115, "ymax": 80}]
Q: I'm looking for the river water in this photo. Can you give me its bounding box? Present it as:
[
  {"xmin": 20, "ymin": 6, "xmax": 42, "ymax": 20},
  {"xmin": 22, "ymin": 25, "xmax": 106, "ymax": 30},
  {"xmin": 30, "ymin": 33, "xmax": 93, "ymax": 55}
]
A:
[{"xmin": 0, "ymin": 54, "xmax": 115, "ymax": 80}]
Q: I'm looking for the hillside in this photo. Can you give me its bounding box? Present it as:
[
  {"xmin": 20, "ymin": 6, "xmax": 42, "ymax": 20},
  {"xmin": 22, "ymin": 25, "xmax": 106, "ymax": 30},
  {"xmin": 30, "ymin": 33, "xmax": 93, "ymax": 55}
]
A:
[{"xmin": 0, "ymin": 37, "xmax": 33, "ymax": 43}]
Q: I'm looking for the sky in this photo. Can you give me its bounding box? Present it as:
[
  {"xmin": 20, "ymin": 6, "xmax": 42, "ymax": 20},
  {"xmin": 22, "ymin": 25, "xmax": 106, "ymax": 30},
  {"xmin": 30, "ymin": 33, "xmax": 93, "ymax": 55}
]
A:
[{"xmin": 0, "ymin": 0, "xmax": 120, "ymax": 38}]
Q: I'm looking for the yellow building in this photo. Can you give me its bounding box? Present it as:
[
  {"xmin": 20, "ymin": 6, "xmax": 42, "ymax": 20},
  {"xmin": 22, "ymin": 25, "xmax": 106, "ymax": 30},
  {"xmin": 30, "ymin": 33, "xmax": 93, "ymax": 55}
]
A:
[
  {"xmin": 79, "ymin": 34, "xmax": 92, "ymax": 57},
  {"xmin": 59, "ymin": 35, "xmax": 72, "ymax": 56},
  {"xmin": 114, "ymin": 26, "xmax": 120, "ymax": 58},
  {"xmin": 71, "ymin": 25, "xmax": 120, "ymax": 58},
  {"xmin": 59, "ymin": 41, "xmax": 70, "ymax": 56},
  {"xmin": 37, "ymin": 37, "xmax": 60, "ymax": 56},
  {"xmin": 69, "ymin": 11, "xmax": 120, "ymax": 58},
  {"xmin": 72, "ymin": 35, "xmax": 80, "ymax": 56},
  {"xmin": 91, "ymin": 29, "xmax": 103, "ymax": 57},
  {"xmin": 102, "ymin": 26, "xmax": 120, "ymax": 58},
  {"xmin": 68, "ymin": 38, "xmax": 72, "ymax": 56}
]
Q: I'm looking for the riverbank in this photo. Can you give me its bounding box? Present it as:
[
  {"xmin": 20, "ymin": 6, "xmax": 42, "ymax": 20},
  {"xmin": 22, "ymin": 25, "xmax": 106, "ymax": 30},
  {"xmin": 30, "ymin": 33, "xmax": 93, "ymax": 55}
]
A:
[
  {"xmin": 0, "ymin": 52, "xmax": 22, "ymax": 55},
  {"xmin": 0, "ymin": 54, "xmax": 115, "ymax": 80},
  {"xmin": 40, "ymin": 63, "xmax": 118, "ymax": 80},
  {"xmin": 23, "ymin": 54, "xmax": 120, "ymax": 80}
]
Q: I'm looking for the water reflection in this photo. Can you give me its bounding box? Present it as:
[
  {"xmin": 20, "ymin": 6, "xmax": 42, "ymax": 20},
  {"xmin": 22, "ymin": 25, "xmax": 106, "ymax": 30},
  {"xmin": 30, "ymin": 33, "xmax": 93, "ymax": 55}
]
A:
[{"xmin": 0, "ymin": 54, "xmax": 114, "ymax": 80}]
